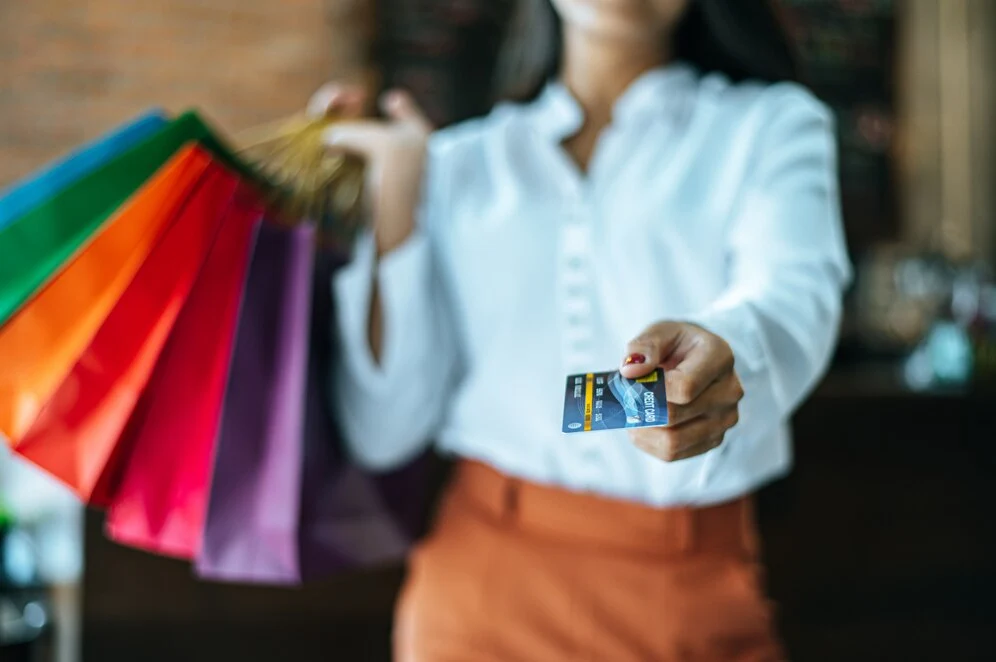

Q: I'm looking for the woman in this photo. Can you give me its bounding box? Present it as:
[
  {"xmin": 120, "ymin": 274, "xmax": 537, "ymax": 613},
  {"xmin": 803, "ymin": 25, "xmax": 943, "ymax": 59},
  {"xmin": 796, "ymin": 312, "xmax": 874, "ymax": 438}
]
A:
[{"xmin": 313, "ymin": 0, "xmax": 851, "ymax": 659}]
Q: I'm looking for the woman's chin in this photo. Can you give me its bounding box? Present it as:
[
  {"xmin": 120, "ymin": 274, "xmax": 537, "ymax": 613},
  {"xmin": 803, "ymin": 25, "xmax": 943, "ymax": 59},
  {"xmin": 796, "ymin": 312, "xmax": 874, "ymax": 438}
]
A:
[
  {"xmin": 561, "ymin": 9, "xmax": 663, "ymax": 41},
  {"xmin": 554, "ymin": 0, "xmax": 675, "ymax": 39}
]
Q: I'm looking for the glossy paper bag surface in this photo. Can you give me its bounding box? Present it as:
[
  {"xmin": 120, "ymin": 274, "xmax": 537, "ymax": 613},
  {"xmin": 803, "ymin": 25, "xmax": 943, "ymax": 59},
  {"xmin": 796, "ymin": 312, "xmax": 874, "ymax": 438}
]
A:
[
  {"xmin": 0, "ymin": 147, "xmax": 211, "ymax": 442},
  {"xmin": 0, "ymin": 111, "xmax": 168, "ymax": 231},
  {"xmin": 104, "ymin": 189, "xmax": 263, "ymax": 558},
  {"xmin": 195, "ymin": 223, "xmax": 315, "ymax": 583},
  {"xmin": 14, "ymin": 157, "xmax": 239, "ymax": 502},
  {"xmin": 0, "ymin": 111, "xmax": 248, "ymax": 326}
]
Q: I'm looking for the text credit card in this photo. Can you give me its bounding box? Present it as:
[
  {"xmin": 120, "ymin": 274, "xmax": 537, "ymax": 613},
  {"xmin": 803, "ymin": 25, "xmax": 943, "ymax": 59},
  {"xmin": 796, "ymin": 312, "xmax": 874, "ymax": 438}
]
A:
[{"xmin": 562, "ymin": 368, "xmax": 668, "ymax": 433}]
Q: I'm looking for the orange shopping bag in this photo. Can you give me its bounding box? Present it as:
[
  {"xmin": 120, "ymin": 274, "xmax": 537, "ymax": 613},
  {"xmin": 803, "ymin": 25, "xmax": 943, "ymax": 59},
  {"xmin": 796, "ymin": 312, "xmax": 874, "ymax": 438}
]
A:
[
  {"xmin": 14, "ymin": 154, "xmax": 240, "ymax": 503},
  {"xmin": 104, "ymin": 186, "xmax": 264, "ymax": 558},
  {"xmin": 0, "ymin": 146, "xmax": 212, "ymax": 442}
]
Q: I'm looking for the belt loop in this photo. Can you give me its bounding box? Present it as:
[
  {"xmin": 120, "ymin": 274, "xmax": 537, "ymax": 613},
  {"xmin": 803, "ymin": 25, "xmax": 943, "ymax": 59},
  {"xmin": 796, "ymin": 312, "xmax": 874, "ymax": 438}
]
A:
[
  {"xmin": 503, "ymin": 477, "xmax": 521, "ymax": 522},
  {"xmin": 676, "ymin": 506, "xmax": 695, "ymax": 554},
  {"xmin": 740, "ymin": 497, "xmax": 757, "ymax": 558}
]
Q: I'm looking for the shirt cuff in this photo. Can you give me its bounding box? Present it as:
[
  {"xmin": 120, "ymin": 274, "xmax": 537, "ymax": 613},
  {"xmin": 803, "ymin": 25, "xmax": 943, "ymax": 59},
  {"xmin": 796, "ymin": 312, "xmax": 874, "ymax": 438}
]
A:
[
  {"xmin": 333, "ymin": 229, "xmax": 433, "ymax": 393},
  {"xmin": 683, "ymin": 301, "xmax": 766, "ymax": 377},
  {"xmin": 681, "ymin": 301, "xmax": 781, "ymax": 440}
]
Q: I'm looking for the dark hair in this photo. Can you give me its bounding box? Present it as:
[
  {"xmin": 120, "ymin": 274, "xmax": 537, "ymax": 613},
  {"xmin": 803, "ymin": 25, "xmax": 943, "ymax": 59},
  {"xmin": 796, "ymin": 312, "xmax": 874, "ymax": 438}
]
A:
[{"xmin": 494, "ymin": 0, "xmax": 801, "ymax": 101}]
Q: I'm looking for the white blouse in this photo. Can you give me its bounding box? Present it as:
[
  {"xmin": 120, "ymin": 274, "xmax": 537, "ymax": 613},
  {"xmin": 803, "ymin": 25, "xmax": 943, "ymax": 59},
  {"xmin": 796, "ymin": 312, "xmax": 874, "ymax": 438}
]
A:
[{"xmin": 333, "ymin": 63, "xmax": 852, "ymax": 507}]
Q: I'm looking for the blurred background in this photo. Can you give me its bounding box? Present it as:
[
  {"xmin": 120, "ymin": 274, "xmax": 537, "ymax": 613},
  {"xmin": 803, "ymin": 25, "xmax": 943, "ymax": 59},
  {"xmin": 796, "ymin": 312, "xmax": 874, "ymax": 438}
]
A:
[{"xmin": 1, "ymin": 0, "xmax": 994, "ymax": 660}]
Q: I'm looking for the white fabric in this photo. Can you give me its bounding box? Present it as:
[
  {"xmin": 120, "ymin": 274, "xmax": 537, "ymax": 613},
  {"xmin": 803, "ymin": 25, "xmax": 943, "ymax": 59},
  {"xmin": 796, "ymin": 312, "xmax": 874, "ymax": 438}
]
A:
[{"xmin": 333, "ymin": 63, "xmax": 852, "ymax": 507}]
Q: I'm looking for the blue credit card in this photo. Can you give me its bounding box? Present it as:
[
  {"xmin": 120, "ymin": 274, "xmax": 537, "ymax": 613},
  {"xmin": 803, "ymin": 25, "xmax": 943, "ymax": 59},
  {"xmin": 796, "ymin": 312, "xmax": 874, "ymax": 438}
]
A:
[{"xmin": 562, "ymin": 368, "xmax": 669, "ymax": 433}]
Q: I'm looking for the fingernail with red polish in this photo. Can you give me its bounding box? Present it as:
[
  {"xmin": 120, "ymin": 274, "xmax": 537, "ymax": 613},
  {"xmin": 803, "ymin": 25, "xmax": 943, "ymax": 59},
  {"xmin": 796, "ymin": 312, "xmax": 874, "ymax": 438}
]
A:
[{"xmin": 623, "ymin": 353, "xmax": 646, "ymax": 366}]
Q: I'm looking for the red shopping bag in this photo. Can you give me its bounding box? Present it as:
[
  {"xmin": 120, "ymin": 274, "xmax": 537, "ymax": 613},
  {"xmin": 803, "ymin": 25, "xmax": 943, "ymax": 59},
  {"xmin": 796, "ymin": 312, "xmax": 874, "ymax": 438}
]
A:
[
  {"xmin": 104, "ymin": 186, "xmax": 264, "ymax": 558},
  {"xmin": 14, "ymin": 153, "xmax": 240, "ymax": 503}
]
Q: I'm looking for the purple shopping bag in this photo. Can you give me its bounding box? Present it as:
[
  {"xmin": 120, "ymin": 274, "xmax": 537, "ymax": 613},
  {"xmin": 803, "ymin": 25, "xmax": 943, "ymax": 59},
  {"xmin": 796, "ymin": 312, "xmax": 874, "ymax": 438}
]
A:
[
  {"xmin": 297, "ymin": 248, "xmax": 428, "ymax": 579},
  {"xmin": 196, "ymin": 223, "xmax": 426, "ymax": 585}
]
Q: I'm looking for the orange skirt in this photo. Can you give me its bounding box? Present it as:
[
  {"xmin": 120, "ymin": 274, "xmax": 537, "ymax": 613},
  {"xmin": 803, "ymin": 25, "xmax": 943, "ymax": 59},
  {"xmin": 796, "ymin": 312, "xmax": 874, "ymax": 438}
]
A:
[{"xmin": 394, "ymin": 460, "xmax": 785, "ymax": 662}]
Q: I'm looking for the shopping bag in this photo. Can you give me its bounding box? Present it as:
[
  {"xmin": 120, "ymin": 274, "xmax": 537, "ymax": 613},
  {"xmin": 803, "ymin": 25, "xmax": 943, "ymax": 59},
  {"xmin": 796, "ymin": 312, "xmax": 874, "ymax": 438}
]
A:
[
  {"xmin": 0, "ymin": 111, "xmax": 168, "ymax": 231},
  {"xmin": 104, "ymin": 187, "xmax": 264, "ymax": 558},
  {"xmin": 194, "ymin": 223, "xmax": 316, "ymax": 583},
  {"xmin": 0, "ymin": 111, "xmax": 248, "ymax": 326},
  {"xmin": 1, "ymin": 105, "xmax": 427, "ymax": 585},
  {"xmin": 297, "ymin": 250, "xmax": 427, "ymax": 577},
  {"xmin": 13, "ymin": 155, "xmax": 241, "ymax": 503},
  {"xmin": 0, "ymin": 146, "xmax": 211, "ymax": 442},
  {"xmin": 195, "ymin": 235, "xmax": 425, "ymax": 584}
]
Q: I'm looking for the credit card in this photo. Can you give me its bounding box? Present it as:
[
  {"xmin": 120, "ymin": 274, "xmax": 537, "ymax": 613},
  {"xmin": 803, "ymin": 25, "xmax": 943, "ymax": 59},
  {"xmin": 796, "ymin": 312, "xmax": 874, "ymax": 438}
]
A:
[{"xmin": 562, "ymin": 368, "xmax": 668, "ymax": 433}]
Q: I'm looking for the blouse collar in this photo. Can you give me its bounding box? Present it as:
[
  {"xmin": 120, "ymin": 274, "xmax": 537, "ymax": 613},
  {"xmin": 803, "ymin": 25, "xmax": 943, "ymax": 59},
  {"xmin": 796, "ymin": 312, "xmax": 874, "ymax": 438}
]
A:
[{"xmin": 529, "ymin": 61, "xmax": 699, "ymax": 140}]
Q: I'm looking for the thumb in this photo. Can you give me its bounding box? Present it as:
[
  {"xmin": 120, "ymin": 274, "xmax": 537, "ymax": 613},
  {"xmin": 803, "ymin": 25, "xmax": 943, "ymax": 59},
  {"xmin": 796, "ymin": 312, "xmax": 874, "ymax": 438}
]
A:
[
  {"xmin": 380, "ymin": 89, "xmax": 433, "ymax": 133},
  {"xmin": 619, "ymin": 321, "xmax": 684, "ymax": 379}
]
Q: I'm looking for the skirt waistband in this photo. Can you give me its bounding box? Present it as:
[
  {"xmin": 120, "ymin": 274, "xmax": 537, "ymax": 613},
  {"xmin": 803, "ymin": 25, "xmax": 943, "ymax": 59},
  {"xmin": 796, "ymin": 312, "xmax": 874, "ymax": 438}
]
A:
[{"xmin": 450, "ymin": 460, "xmax": 759, "ymax": 558}]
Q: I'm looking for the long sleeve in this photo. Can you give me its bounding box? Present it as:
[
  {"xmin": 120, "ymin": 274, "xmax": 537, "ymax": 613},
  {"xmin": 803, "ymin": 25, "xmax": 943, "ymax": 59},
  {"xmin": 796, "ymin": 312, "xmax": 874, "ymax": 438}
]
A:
[
  {"xmin": 331, "ymin": 143, "xmax": 461, "ymax": 470},
  {"xmin": 686, "ymin": 86, "xmax": 852, "ymax": 438}
]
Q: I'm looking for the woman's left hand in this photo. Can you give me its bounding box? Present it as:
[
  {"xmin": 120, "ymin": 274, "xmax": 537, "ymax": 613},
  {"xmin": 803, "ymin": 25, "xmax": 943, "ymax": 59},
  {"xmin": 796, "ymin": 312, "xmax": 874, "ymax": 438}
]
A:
[{"xmin": 620, "ymin": 322, "xmax": 743, "ymax": 462}]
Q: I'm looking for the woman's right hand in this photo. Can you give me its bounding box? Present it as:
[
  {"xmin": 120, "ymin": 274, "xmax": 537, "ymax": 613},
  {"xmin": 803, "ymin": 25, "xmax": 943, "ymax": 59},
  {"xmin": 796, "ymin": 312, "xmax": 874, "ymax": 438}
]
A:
[{"xmin": 309, "ymin": 83, "xmax": 433, "ymax": 255}]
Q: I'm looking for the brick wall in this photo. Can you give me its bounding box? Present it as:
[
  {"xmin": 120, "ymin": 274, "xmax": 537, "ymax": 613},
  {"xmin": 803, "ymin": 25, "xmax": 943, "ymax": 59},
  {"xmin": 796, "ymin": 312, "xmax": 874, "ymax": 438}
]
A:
[{"xmin": 0, "ymin": 0, "xmax": 373, "ymax": 187}]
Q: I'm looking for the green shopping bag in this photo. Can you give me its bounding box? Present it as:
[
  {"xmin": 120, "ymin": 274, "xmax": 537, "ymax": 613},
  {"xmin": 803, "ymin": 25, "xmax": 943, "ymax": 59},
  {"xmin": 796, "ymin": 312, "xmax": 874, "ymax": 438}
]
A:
[{"xmin": 0, "ymin": 111, "xmax": 253, "ymax": 326}]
